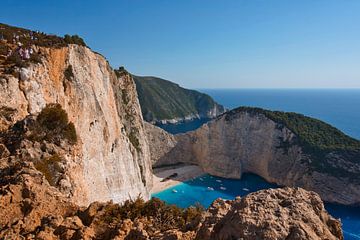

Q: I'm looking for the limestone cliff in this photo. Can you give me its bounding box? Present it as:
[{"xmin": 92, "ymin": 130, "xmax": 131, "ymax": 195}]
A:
[
  {"xmin": 155, "ymin": 107, "xmax": 360, "ymax": 205},
  {"xmin": 143, "ymin": 122, "xmax": 177, "ymax": 166},
  {"xmin": 0, "ymin": 24, "xmax": 152, "ymax": 205}
]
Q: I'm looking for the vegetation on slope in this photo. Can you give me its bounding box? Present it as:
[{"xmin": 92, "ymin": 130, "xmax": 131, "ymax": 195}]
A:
[
  {"xmin": 225, "ymin": 107, "xmax": 360, "ymax": 180},
  {"xmin": 1, "ymin": 104, "xmax": 77, "ymax": 154},
  {"xmin": 228, "ymin": 107, "xmax": 360, "ymax": 151},
  {"xmin": 133, "ymin": 75, "xmax": 225, "ymax": 122},
  {"xmin": 0, "ymin": 23, "xmax": 86, "ymax": 74},
  {"xmin": 94, "ymin": 197, "xmax": 204, "ymax": 235},
  {"xmin": 0, "ymin": 23, "xmax": 86, "ymax": 48}
]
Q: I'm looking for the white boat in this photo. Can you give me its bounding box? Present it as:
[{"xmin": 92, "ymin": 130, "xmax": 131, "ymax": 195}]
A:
[
  {"xmin": 220, "ymin": 186, "xmax": 227, "ymax": 190},
  {"xmin": 199, "ymin": 178, "xmax": 204, "ymax": 181},
  {"xmin": 216, "ymin": 179, "xmax": 222, "ymax": 183},
  {"xmin": 242, "ymin": 188, "xmax": 250, "ymax": 192},
  {"xmin": 207, "ymin": 187, "xmax": 214, "ymax": 191},
  {"xmin": 172, "ymin": 189, "xmax": 178, "ymax": 193}
]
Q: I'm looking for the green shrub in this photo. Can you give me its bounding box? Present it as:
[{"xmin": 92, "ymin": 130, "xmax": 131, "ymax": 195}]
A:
[
  {"xmin": 34, "ymin": 103, "xmax": 77, "ymax": 145},
  {"xmin": 37, "ymin": 103, "xmax": 69, "ymax": 130},
  {"xmin": 96, "ymin": 197, "xmax": 204, "ymax": 232},
  {"xmin": 64, "ymin": 34, "xmax": 86, "ymax": 46}
]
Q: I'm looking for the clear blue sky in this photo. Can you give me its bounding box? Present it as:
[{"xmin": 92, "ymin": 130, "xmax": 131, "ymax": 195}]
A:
[{"xmin": 2, "ymin": 0, "xmax": 360, "ymax": 88}]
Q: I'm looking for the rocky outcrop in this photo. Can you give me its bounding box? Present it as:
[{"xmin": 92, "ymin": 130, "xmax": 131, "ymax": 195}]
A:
[
  {"xmin": 157, "ymin": 108, "xmax": 360, "ymax": 205},
  {"xmin": 0, "ymin": 39, "xmax": 152, "ymax": 205},
  {"xmin": 196, "ymin": 187, "xmax": 343, "ymax": 240},
  {"xmin": 144, "ymin": 122, "xmax": 177, "ymax": 166}
]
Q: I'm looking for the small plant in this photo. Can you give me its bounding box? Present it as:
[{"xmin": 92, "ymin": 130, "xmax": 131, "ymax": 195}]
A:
[
  {"xmin": 5, "ymin": 52, "xmax": 27, "ymax": 68},
  {"xmin": 34, "ymin": 153, "xmax": 63, "ymax": 186},
  {"xmin": 114, "ymin": 66, "xmax": 128, "ymax": 78},
  {"xmin": 128, "ymin": 131, "xmax": 141, "ymax": 152},
  {"xmin": 0, "ymin": 106, "xmax": 16, "ymax": 121},
  {"xmin": 64, "ymin": 65, "xmax": 74, "ymax": 80}
]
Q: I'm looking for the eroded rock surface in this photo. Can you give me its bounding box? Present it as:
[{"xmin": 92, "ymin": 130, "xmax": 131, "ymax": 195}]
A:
[
  {"xmin": 144, "ymin": 122, "xmax": 177, "ymax": 167},
  {"xmin": 0, "ymin": 43, "xmax": 152, "ymax": 205},
  {"xmin": 197, "ymin": 188, "xmax": 343, "ymax": 240},
  {"xmin": 159, "ymin": 109, "xmax": 360, "ymax": 205}
]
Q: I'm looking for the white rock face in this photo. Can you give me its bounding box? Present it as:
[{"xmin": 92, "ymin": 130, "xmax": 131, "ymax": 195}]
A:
[
  {"xmin": 143, "ymin": 122, "xmax": 177, "ymax": 166},
  {"xmin": 156, "ymin": 110, "xmax": 360, "ymax": 205},
  {"xmin": 0, "ymin": 45, "xmax": 152, "ymax": 205}
]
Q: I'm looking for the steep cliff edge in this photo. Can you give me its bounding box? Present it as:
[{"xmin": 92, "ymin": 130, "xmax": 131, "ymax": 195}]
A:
[
  {"xmin": 0, "ymin": 23, "xmax": 152, "ymax": 205},
  {"xmin": 133, "ymin": 75, "xmax": 226, "ymax": 124},
  {"xmin": 157, "ymin": 107, "xmax": 360, "ymax": 205}
]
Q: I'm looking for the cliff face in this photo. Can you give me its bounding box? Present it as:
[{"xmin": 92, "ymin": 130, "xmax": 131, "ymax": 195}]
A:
[
  {"xmin": 133, "ymin": 75, "xmax": 225, "ymax": 124},
  {"xmin": 0, "ymin": 44, "xmax": 152, "ymax": 205},
  {"xmin": 143, "ymin": 122, "xmax": 177, "ymax": 166},
  {"xmin": 156, "ymin": 108, "xmax": 360, "ymax": 205}
]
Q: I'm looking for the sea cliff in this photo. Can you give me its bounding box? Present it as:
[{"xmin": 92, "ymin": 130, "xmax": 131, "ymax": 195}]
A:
[
  {"xmin": 151, "ymin": 107, "xmax": 360, "ymax": 205},
  {"xmin": 0, "ymin": 24, "xmax": 152, "ymax": 205}
]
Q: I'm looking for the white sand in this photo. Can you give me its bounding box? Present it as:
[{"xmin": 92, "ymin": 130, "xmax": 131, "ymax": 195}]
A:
[{"xmin": 151, "ymin": 165, "xmax": 204, "ymax": 194}]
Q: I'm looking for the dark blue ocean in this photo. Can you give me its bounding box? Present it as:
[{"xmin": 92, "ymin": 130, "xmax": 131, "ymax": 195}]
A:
[{"xmin": 153, "ymin": 89, "xmax": 360, "ymax": 239}]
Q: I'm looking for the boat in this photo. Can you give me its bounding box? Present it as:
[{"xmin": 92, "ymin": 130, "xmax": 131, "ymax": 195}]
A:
[
  {"xmin": 172, "ymin": 189, "xmax": 178, "ymax": 193},
  {"xmin": 216, "ymin": 179, "xmax": 222, "ymax": 183},
  {"xmin": 220, "ymin": 186, "xmax": 227, "ymax": 190},
  {"xmin": 242, "ymin": 188, "xmax": 250, "ymax": 191},
  {"xmin": 207, "ymin": 187, "xmax": 214, "ymax": 191}
]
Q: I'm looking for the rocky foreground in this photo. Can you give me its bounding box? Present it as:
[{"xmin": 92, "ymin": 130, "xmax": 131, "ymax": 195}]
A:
[{"xmin": 0, "ymin": 152, "xmax": 343, "ymax": 239}]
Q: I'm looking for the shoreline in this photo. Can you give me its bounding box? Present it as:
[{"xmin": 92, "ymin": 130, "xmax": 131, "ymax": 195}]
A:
[{"xmin": 151, "ymin": 164, "xmax": 205, "ymax": 194}]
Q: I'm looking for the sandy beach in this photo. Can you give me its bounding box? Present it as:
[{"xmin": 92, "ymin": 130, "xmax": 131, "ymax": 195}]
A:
[{"xmin": 151, "ymin": 164, "xmax": 204, "ymax": 194}]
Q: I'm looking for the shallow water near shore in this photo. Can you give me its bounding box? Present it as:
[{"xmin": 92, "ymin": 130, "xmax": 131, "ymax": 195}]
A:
[
  {"xmin": 154, "ymin": 89, "xmax": 360, "ymax": 239},
  {"xmin": 152, "ymin": 173, "xmax": 360, "ymax": 240}
]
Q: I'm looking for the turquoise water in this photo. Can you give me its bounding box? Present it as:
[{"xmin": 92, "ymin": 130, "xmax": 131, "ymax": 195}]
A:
[
  {"xmin": 153, "ymin": 174, "xmax": 278, "ymax": 208},
  {"xmin": 153, "ymin": 174, "xmax": 360, "ymax": 240},
  {"xmin": 154, "ymin": 89, "xmax": 360, "ymax": 239}
]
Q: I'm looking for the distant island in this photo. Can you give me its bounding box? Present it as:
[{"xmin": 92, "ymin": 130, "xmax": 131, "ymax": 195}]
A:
[{"xmin": 133, "ymin": 75, "xmax": 226, "ymax": 124}]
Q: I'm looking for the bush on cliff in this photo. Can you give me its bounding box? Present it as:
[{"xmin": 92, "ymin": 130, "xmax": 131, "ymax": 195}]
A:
[
  {"xmin": 63, "ymin": 34, "xmax": 86, "ymax": 46},
  {"xmin": 32, "ymin": 103, "xmax": 77, "ymax": 144}
]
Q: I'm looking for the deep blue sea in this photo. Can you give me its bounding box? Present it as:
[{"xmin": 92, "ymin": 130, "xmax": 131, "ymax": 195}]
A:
[{"xmin": 153, "ymin": 89, "xmax": 360, "ymax": 239}]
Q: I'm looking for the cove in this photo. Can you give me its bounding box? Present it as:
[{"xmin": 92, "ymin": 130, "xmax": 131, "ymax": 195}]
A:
[{"xmin": 152, "ymin": 173, "xmax": 360, "ymax": 240}]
